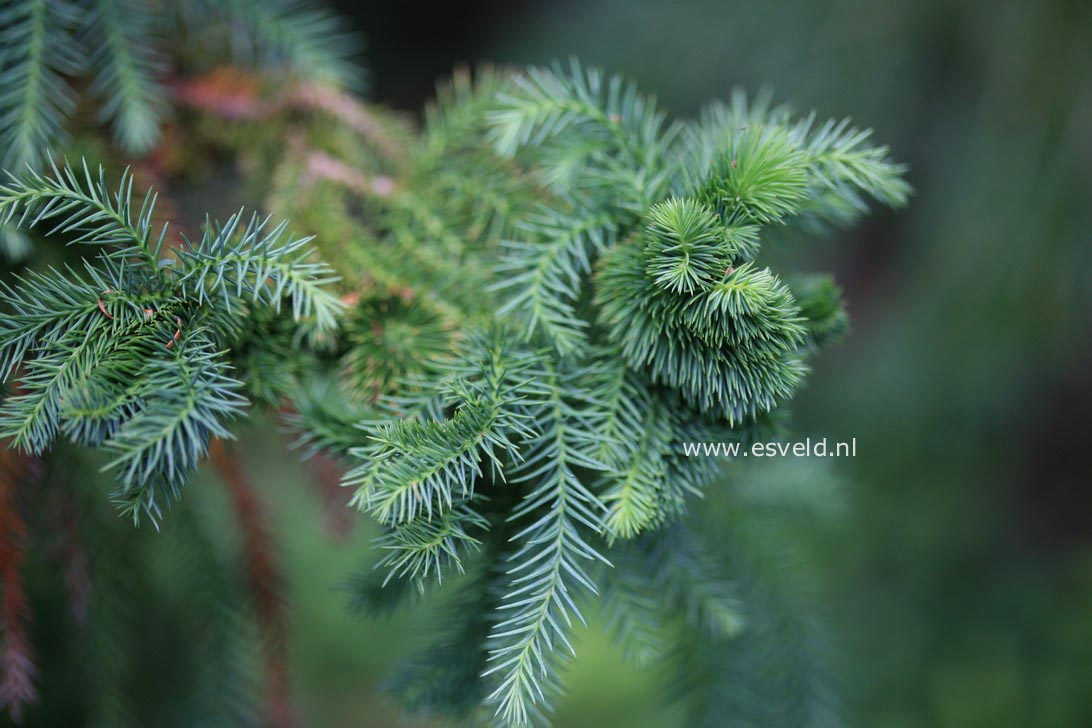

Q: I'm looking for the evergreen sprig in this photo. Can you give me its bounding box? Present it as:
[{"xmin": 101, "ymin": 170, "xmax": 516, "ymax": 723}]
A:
[
  {"xmin": 0, "ymin": 160, "xmax": 341, "ymax": 522},
  {"xmin": 207, "ymin": 0, "xmax": 362, "ymax": 90},
  {"xmin": 304, "ymin": 62, "xmax": 910, "ymax": 726},
  {"xmin": 0, "ymin": 40, "xmax": 909, "ymax": 724},
  {"xmin": 482, "ymin": 358, "xmax": 610, "ymax": 726},
  {"xmin": 0, "ymin": 0, "xmax": 82, "ymax": 171},
  {"xmin": 84, "ymin": 0, "xmax": 168, "ymax": 152},
  {"xmin": 0, "ymin": 0, "xmax": 359, "ymax": 167}
]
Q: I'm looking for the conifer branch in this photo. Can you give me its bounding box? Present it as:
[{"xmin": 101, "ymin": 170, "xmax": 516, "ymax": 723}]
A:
[
  {"xmin": 312, "ymin": 64, "xmax": 909, "ymax": 726},
  {"xmin": 492, "ymin": 204, "xmax": 617, "ymax": 354},
  {"xmin": 0, "ymin": 34, "xmax": 910, "ymax": 724},
  {"xmin": 85, "ymin": 0, "xmax": 167, "ymax": 153},
  {"xmin": 0, "ymin": 0, "xmax": 362, "ymax": 171},
  {"xmin": 208, "ymin": 0, "xmax": 361, "ymax": 90},
  {"xmin": 483, "ymin": 361, "xmax": 609, "ymax": 727},
  {"xmin": 174, "ymin": 211, "xmax": 343, "ymax": 336},
  {"xmin": 0, "ymin": 0, "xmax": 81, "ymax": 171},
  {"xmin": 346, "ymin": 330, "xmax": 541, "ymax": 530},
  {"xmin": 105, "ymin": 332, "xmax": 248, "ymax": 522},
  {"xmin": 488, "ymin": 60, "xmax": 669, "ymax": 171},
  {"xmin": 373, "ymin": 503, "xmax": 489, "ymax": 588},
  {"xmin": 0, "ymin": 160, "xmax": 163, "ymax": 270},
  {"xmin": 0, "ymin": 161, "xmax": 341, "ymax": 521}
]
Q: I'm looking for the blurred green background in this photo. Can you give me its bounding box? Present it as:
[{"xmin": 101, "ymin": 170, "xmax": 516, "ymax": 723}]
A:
[
  {"xmin": 20, "ymin": 1, "xmax": 1089, "ymax": 726},
  {"xmin": 311, "ymin": 0, "xmax": 1091, "ymax": 725}
]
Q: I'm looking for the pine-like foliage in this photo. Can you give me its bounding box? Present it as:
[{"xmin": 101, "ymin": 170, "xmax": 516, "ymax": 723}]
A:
[
  {"xmin": 0, "ymin": 0, "xmax": 357, "ymax": 169},
  {"xmin": 273, "ymin": 61, "xmax": 907, "ymax": 726},
  {"xmin": 1, "ymin": 4, "xmax": 418, "ymax": 725},
  {"xmin": 0, "ymin": 160, "xmax": 340, "ymax": 523},
  {"xmin": 1, "ymin": 7, "xmax": 908, "ymax": 720}
]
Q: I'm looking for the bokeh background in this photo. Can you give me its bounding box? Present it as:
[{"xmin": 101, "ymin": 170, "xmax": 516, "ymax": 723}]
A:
[{"xmin": 15, "ymin": 1, "xmax": 1090, "ymax": 726}]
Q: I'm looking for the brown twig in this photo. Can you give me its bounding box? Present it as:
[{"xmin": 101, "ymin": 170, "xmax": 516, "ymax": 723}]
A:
[
  {"xmin": 170, "ymin": 68, "xmax": 271, "ymax": 120},
  {"xmin": 61, "ymin": 527, "xmax": 92, "ymax": 628},
  {"xmin": 303, "ymin": 452, "xmax": 354, "ymax": 542},
  {"xmin": 45, "ymin": 488, "xmax": 92, "ymax": 627},
  {"xmin": 286, "ymin": 84, "xmax": 407, "ymax": 163},
  {"xmin": 171, "ymin": 68, "xmax": 408, "ymax": 165},
  {"xmin": 165, "ymin": 316, "xmax": 183, "ymax": 350},
  {"xmin": 209, "ymin": 440, "xmax": 294, "ymax": 728},
  {"xmin": 304, "ymin": 150, "xmax": 398, "ymax": 198},
  {"xmin": 0, "ymin": 450, "xmax": 38, "ymax": 724}
]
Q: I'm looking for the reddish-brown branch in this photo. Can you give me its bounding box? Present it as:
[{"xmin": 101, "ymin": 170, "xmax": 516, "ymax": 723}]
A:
[
  {"xmin": 171, "ymin": 68, "xmax": 407, "ymax": 163},
  {"xmin": 50, "ymin": 491, "xmax": 92, "ymax": 627},
  {"xmin": 0, "ymin": 449, "xmax": 37, "ymax": 724},
  {"xmin": 286, "ymin": 84, "xmax": 407, "ymax": 163},
  {"xmin": 304, "ymin": 150, "xmax": 397, "ymax": 198},
  {"xmin": 209, "ymin": 440, "xmax": 294, "ymax": 728},
  {"xmin": 170, "ymin": 68, "xmax": 270, "ymax": 120},
  {"xmin": 270, "ymin": 401, "xmax": 355, "ymax": 542},
  {"xmin": 302, "ymin": 452, "xmax": 354, "ymax": 542}
]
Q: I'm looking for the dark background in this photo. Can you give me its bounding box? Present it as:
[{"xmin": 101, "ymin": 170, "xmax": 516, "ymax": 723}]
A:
[{"xmin": 316, "ymin": 0, "xmax": 1092, "ymax": 725}]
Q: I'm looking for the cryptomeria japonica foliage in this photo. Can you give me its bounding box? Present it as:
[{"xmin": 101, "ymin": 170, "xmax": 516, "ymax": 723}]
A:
[
  {"xmin": 314, "ymin": 66, "xmax": 907, "ymax": 726},
  {"xmin": 0, "ymin": 162, "xmax": 341, "ymax": 523},
  {"xmin": 0, "ymin": 1, "xmax": 908, "ymax": 726}
]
